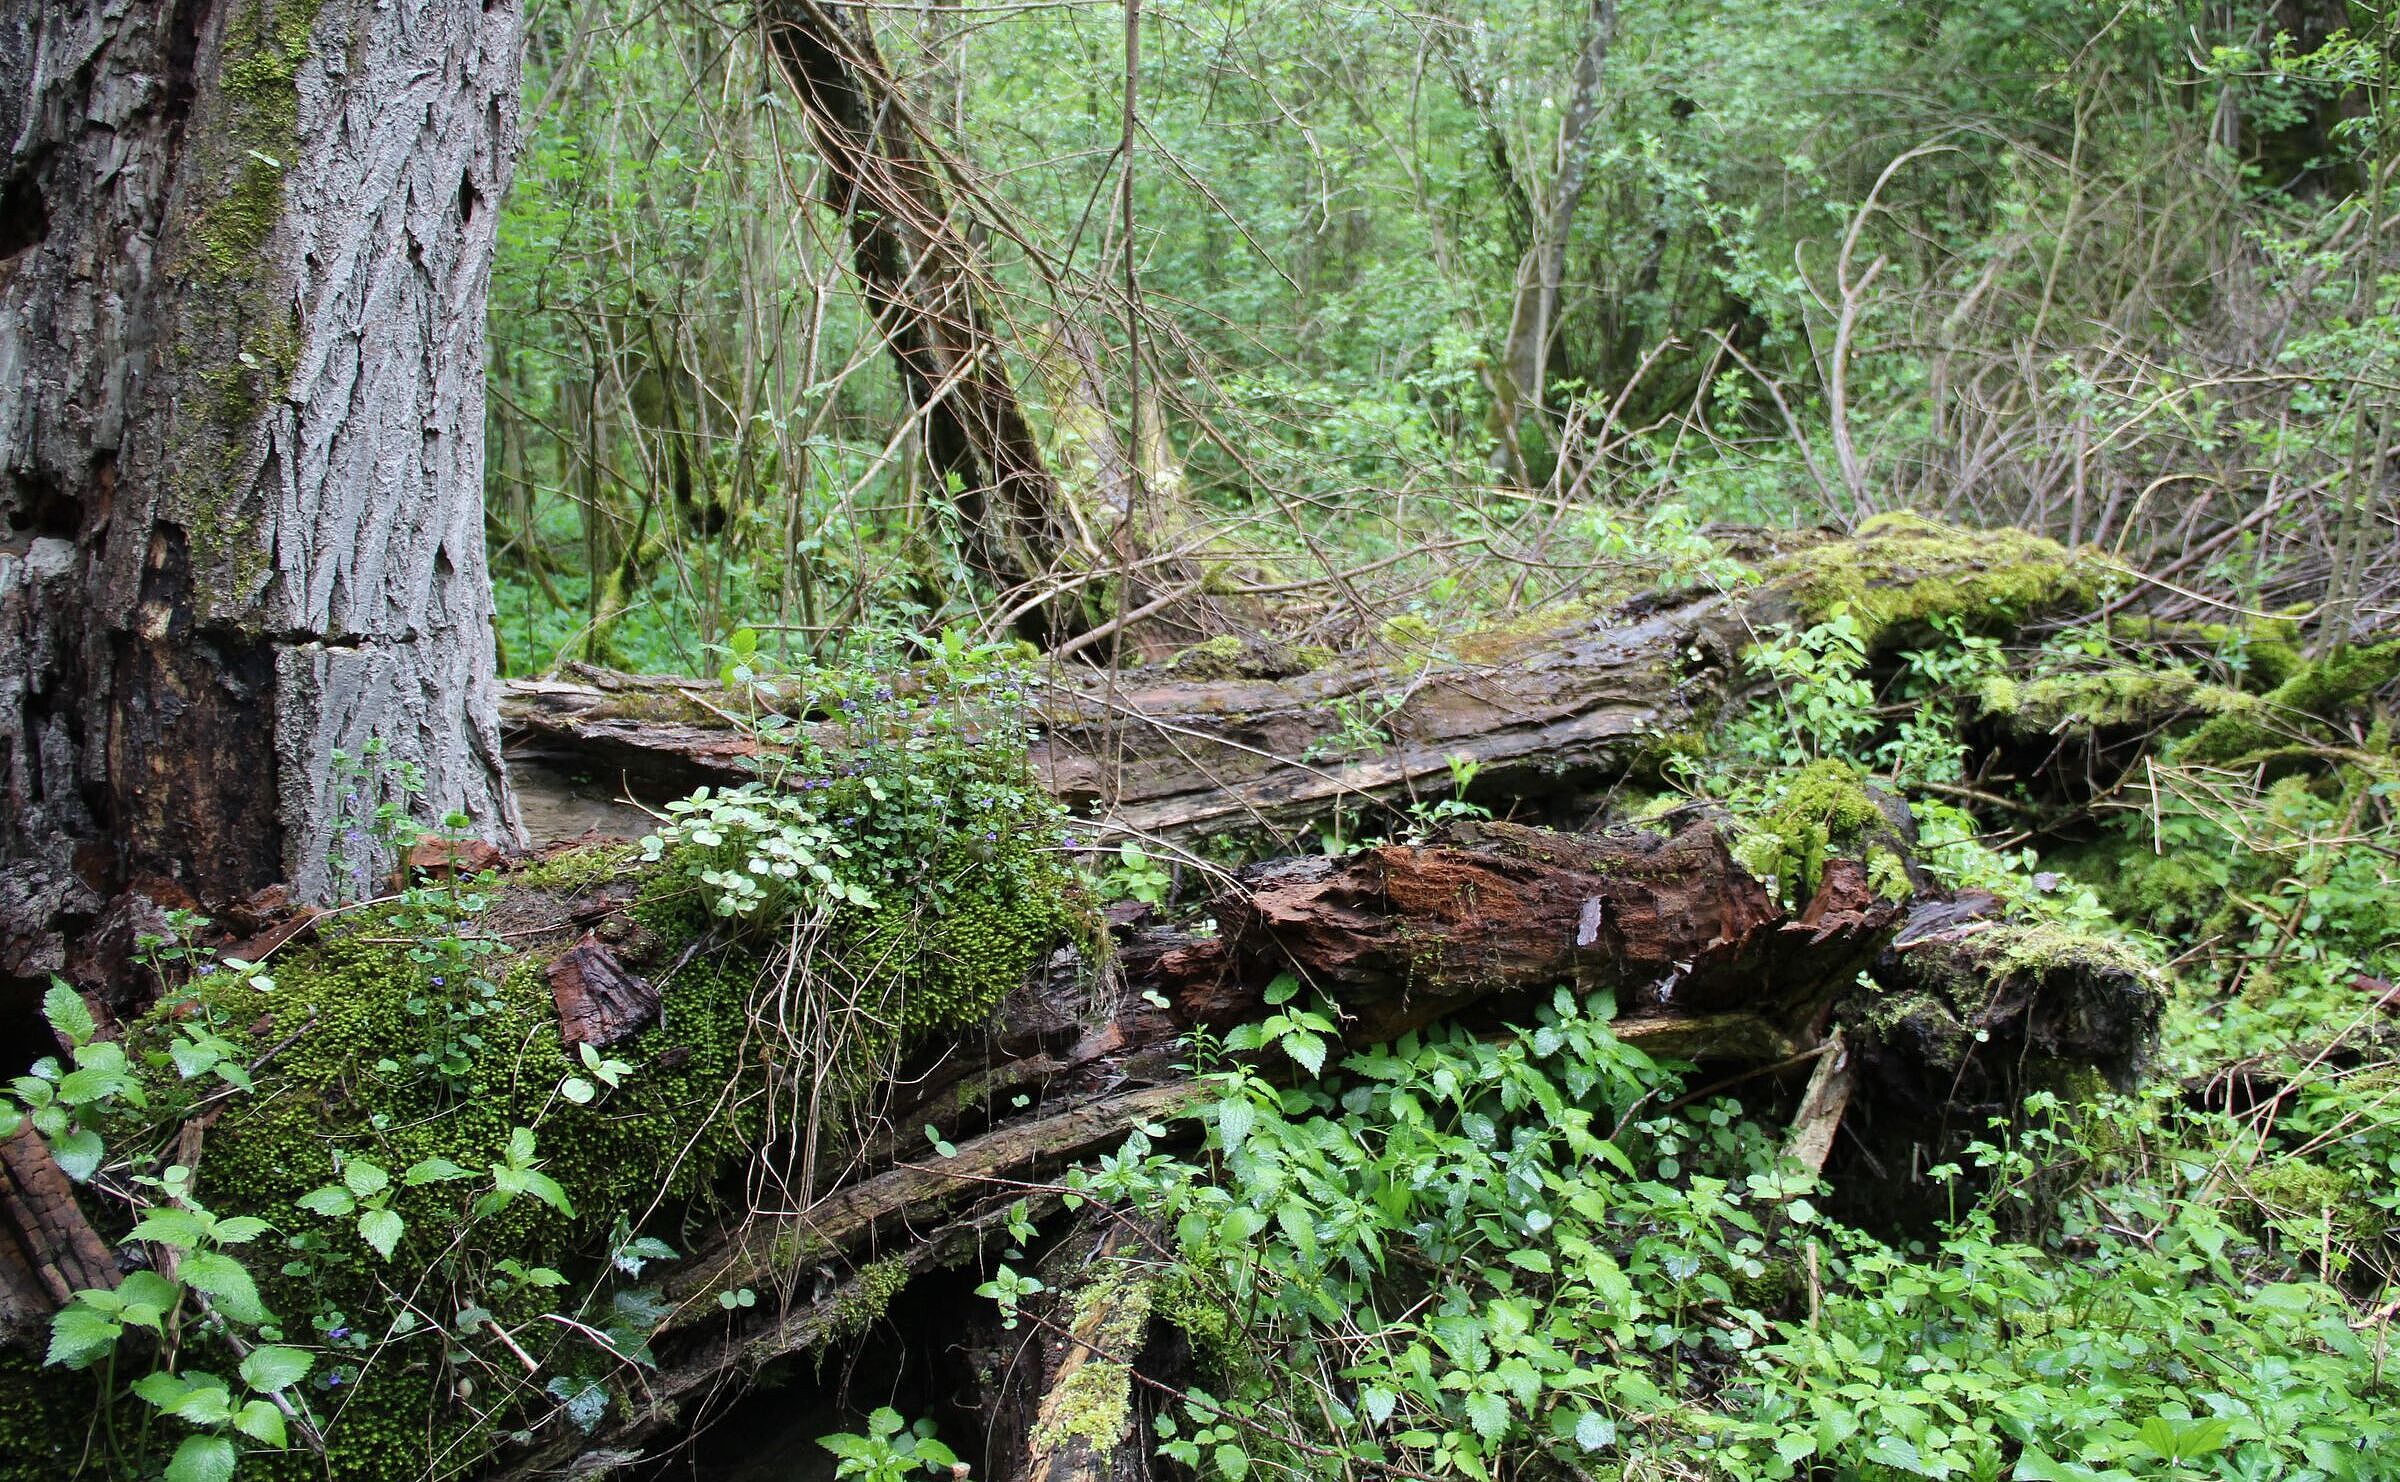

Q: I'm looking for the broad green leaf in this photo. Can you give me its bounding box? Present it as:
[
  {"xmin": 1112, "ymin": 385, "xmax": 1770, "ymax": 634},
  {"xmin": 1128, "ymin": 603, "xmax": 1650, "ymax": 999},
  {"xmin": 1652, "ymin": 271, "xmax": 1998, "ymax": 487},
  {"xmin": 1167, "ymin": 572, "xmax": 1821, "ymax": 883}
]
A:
[
  {"xmin": 132, "ymin": 1370, "xmax": 194, "ymax": 1409},
  {"xmin": 239, "ymin": 1343, "xmax": 314, "ymax": 1393},
  {"xmin": 114, "ymin": 1270, "xmax": 181, "ymax": 1331},
  {"xmin": 163, "ymin": 1433, "xmax": 237, "ymax": 1482},
  {"xmin": 41, "ymin": 982, "xmax": 95, "ymax": 1047},
  {"xmin": 1217, "ymin": 1097, "xmax": 1256, "ymax": 1149},
  {"xmin": 45, "ymin": 1300, "xmax": 121, "ymax": 1368},
  {"xmin": 129, "ymin": 1208, "xmax": 211, "ymax": 1249},
  {"xmin": 297, "ymin": 1185, "xmax": 355, "ymax": 1217},
  {"xmin": 49, "ymin": 1126, "xmax": 104, "ymax": 1183},
  {"xmin": 211, "ymin": 1216, "xmax": 270, "ymax": 1245},
  {"xmin": 359, "ymin": 1206, "xmax": 406, "ymax": 1260},
  {"xmin": 403, "ymin": 1157, "xmax": 473, "ymax": 1185},
  {"xmin": 1462, "ymin": 1388, "xmax": 1509, "ymax": 1443},
  {"xmin": 235, "ymin": 1398, "xmax": 288, "ymax": 1447},
  {"xmin": 1283, "ymin": 1029, "xmax": 1328, "ymax": 1077},
  {"xmin": 179, "ymin": 1250, "xmax": 271, "ymax": 1325},
  {"xmin": 1575, "ymin": 1411, "xmax": 1618, "ymax": 1453},
  {"xmin": 517, "ymin": 1168, "xmax": 575, "ymax": 1218}
]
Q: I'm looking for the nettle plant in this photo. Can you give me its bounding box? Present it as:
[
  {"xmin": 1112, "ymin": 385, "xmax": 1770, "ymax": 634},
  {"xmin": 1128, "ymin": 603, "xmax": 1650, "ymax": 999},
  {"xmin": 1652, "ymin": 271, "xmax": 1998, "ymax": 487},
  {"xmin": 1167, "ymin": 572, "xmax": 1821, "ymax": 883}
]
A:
[
  {"xmin": 1053, "ymin": 993, "xmax": 2400, "ymax": 1482},
  {"xmin": 47, "ymin": 1164, "xmax": 314, "ymax": 1482}
]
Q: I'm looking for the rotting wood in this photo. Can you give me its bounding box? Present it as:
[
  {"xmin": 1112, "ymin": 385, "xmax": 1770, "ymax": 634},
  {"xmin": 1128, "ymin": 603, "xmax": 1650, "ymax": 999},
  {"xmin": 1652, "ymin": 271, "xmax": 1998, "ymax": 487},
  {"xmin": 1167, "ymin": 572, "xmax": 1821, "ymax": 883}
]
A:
[
  {"xmin": 1018, "ymin": 1225, "xmax": 1161, "ymax": 1482},
  {"xmin": 547, "ymin": 933, "xmax": 663, "ymax": 1050},
  {"xmin": 477, "ymin": 798, "xmax": 2160, "ymax": 1478},
  {"xmin": 0, "ymin": 1127, "xmax": 118, "ymax": 1346},
  {"xmin": 1783, "ymin": 1028, "xmax": 1856, "ymax": 1175},
  {"xmin": 500, "ymin": 520, "xmax": 2100, "ymax": 848}
]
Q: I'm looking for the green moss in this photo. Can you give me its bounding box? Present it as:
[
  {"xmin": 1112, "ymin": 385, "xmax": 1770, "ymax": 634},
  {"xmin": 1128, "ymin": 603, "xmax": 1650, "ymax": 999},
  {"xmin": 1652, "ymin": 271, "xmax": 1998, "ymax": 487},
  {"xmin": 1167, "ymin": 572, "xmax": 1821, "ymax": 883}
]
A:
[
  {"xmin": 1867, "ymin": 846, "xmax": 1915, "ymax": 903},
  {"xmin": 2245, "ymin": 1160, "xmax": 2387, "ymax": 1248},
  {"xmin": 171, "ymin": 0, "xmax": 329, "ymax": 604},
  {"xmin": 1863, "ymin": 922, "xmax": 2159, "ymax": 1080},
  {"xmin": 509, "ymin": 841, "xmax": 644, "ymax": 890},
  {"xmin": 97, "ymin": 889, "xmax": 766, "ymax": 1481},
  {"xmin": 2112, "ymin": 615, "xmax": 2307, "ymax": 689},
  {"xmin": 1766, "ymin": 512, "xmax": 2111, "ymax": 648},
  {"xmin": 10, "ymin": 751, "xmax": 1077, "ymax": 1477},
  {"xmin": 1451, "ymin": 601, "xmax": 1596, "ymax": 664},
  {"xmin": 1731, "ymin": 760, "xmax": 1892, "ymax": 902},
  {"xmin": 1030, "ymin": 1262, "xmax": 1157, "ymax": 1455},
  {"xmin": 822, "ymin": 1255, "xmax": 914, "ymax": 1351},
  {"xmin": 1166, "ymin": 635, "xmax": 1249, "ymax": 680},
  {"xmin": 1630, "ymin": 729, "xmax": 1709, "ymax": 782},
  {"xmin": 1162, "ymin": 634, "xmax": 1336, "ymax": 681},
  {"xmin": 2180, "ymin": 638, "xmax": 2400, "ymax": 764},
  {"xmin": 1976, "ymin": 663, "xmax": 2250, "ymax": 738},
  {"xmin": 1153, "ymin": 1271, "xmax": 1244, "ymax": 1379}
]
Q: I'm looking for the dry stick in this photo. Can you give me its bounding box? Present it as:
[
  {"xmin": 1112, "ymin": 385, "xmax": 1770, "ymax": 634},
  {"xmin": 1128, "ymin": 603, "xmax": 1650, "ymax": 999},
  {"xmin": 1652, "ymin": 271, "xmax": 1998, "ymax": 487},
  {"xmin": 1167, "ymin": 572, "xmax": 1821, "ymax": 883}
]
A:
[{"xmin": 1049, "ymin": 579, "xmax": 1202, "ymax": 663}]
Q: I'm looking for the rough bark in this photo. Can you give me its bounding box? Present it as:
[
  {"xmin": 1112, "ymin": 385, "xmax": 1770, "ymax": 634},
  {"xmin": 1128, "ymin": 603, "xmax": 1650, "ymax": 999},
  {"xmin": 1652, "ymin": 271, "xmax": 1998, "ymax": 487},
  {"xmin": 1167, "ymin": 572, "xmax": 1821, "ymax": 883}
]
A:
[
  {"xmin": 0, "ymin": 1126, "xmax": 118, "ymax": 1347},
  {"xmin": 758, "ymin": 0, "xmax": 1069, "ymax": 604},
  {"xmin": 0, "ymin": 0, "xmax": 522, "ymax": 978},
  {"xmin": 547, "ymin": 934, "xmax": 661, "ymax": 1050}
]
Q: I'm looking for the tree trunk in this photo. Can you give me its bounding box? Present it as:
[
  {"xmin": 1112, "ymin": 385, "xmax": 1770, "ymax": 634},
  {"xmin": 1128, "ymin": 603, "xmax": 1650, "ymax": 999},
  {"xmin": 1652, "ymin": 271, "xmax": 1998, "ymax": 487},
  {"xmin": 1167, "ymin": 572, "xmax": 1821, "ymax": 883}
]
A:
[
  {"xmin": 504, "ymin": 518, "xmax": 2101, "ymax": 850},
  {"xmin": 1484, "ymin": 0, "xmax": 1618, "ymax": 483},
  {"xmin": 0, "ymin": 0, "xmax": 521, "ymax": 976},
  {"xmin": 759, "ymin": 0, "xmax": 1070, "ymax": 608}
]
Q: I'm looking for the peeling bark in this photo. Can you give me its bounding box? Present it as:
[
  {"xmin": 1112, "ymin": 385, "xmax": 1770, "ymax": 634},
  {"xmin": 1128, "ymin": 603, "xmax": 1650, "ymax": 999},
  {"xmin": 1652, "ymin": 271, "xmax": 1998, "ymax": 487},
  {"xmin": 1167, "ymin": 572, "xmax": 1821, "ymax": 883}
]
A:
[
  {"xmin": 0, "ymin": 1126, "xmax": 117, "ymax": 1346},
  {"xmin": 0, "ymin": 0, "xmax": 522, "ymax": 976},
  {"xmin": 547, "ymin": 934, "xmax": 662, "ymax": 1050}
]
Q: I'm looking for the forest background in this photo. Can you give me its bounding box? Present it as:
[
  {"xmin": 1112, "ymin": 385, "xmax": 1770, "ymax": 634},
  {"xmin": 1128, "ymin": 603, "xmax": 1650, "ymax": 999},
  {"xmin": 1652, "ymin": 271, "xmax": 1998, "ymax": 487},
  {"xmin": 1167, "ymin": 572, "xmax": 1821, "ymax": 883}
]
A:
[
  {"xmin": 5, "ymin": 1, "xmax": 2399, "ymax": 1480},
  {"xmin": 486, "ymin": 0, "xmax": 2394, "ymax": 672}
]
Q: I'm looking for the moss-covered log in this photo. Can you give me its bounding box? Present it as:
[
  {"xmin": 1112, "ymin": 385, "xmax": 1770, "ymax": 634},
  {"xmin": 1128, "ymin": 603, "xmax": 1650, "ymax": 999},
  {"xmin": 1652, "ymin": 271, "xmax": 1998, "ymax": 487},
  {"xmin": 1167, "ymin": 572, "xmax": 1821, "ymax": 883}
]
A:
[{"xmin": 502, "ymin": 514, "xmax": 2110, "ymax": 845}]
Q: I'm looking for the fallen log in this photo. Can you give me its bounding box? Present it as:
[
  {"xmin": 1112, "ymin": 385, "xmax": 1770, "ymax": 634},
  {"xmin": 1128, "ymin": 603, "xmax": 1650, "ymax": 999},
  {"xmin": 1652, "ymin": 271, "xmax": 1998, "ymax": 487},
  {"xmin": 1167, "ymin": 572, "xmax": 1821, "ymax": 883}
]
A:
[
  {"xmin": 471, "ymin": 802, "xmax": 2154, "ymax": 1478},
  {"xmin": 501, "ymin": 517, "xmax": 2108, "ymax": 845}
]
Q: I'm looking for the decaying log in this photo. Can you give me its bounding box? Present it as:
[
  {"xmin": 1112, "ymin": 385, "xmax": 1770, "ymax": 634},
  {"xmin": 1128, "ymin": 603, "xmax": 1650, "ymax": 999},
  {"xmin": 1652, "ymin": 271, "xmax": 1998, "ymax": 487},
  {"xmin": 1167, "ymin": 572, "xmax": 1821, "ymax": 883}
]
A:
[
  {"xmin": 1016, "ymin": 1225, "xmax": 1162, "ymax": 1482},
  {"xmin": 0, "ymin": 1127, "xmax": 118, "ymax": 1346},
  {"xmin": 484, "ymin": 794, "xmax": 2157, "ymax": 1478},
  {"xmin": 500, "ymin": 520, "xmax": 2099, "ymax": 846},
  {"xmin": 547, "ymin": 935, "xmax": 663, "ymax": 1051},
  {"xmin": 1141, "ymin": 817, "xmax": 1899, "ymax": 1040}
]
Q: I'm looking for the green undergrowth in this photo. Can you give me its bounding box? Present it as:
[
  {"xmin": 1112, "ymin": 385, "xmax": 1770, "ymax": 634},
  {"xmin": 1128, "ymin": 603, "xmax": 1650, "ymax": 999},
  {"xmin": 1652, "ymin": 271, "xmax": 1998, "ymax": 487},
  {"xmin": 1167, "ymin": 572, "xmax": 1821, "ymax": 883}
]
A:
[
  {"xmin": 6, "ymin": 638, "xmax": 1083, "ymax": 1482},
  {"xmin": 1069, "ymin": 993, "xmax": 2398, "ymax": 1482},
  {"xmin": 1032, "ymin": 566, "xmax": 2399, "ymax": 1482}
]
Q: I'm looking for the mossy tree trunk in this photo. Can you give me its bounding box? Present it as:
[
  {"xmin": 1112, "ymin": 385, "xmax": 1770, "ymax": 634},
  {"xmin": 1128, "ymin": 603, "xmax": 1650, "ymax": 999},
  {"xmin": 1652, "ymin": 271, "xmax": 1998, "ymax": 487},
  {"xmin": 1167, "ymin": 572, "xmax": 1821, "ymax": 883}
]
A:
[{"xmin": 0, "ymin": 0, "xmax": 522, "ymax": 977}]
